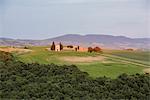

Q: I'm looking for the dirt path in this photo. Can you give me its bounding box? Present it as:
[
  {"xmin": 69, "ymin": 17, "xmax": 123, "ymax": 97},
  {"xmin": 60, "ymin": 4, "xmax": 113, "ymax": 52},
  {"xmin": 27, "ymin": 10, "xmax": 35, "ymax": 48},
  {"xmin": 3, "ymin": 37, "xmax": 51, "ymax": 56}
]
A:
[{"xmin": 60, "ymin": 56, "xmax": 106, "ymax": 63}]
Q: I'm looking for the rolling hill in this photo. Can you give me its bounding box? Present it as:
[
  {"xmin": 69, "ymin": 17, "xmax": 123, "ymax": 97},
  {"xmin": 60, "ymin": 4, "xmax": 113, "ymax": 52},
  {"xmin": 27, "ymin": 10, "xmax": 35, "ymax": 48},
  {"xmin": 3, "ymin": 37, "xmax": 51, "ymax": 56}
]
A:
[{"xmin": 0, "ymin": 34, "xmax": 150, "ymax": 49}]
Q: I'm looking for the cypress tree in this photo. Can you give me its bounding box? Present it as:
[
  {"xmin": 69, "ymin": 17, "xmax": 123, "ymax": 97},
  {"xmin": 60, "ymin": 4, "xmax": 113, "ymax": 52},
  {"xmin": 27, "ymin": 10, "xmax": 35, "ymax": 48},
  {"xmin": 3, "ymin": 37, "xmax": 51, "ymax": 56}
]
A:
[
  {"xmin": 51, "ymin": 41, "xmax": 55, "ymax": 51},
  {"xmin": 60, "ymin": 42, "xmax": 63, "ymax": 51}
]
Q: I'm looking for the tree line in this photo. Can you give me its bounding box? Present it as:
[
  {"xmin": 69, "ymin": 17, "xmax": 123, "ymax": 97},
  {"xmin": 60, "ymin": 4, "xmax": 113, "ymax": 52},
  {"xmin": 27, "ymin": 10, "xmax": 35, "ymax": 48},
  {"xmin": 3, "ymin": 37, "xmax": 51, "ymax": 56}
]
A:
[{"xmin": 0, "ymin": 51, "xmax": 149, "ymax": 99}]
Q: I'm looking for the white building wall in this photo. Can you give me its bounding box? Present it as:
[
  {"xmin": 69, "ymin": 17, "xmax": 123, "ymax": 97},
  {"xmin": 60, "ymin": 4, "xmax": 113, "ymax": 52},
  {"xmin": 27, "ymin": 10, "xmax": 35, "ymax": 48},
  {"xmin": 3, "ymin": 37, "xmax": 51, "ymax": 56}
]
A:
[{"xmin": 55, "ymin": 45, "xmax": 60, "ymax": 51}]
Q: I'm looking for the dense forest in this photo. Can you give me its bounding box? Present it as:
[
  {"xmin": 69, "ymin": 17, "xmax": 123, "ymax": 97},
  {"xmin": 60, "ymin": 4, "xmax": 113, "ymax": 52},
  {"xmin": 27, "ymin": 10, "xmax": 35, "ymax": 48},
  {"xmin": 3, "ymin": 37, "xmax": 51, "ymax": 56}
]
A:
[{"xmin": 0, "ymin": 51, "xmax": 150, "ymax": 99}]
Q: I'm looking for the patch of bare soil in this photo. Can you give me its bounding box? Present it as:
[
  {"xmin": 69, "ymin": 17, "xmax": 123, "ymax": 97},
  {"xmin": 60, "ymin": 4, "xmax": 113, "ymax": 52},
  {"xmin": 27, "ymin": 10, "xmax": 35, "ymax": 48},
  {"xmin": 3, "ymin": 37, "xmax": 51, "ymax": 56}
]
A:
[
  {"xmin": 143, "ymin": 68, "xmax": 150, "ymax": 74},
  {"xmin": 101, "ymin": 61, "xmax": 114, "ymax": 63},
  {"xmin": 0, "ymin": 47, "xmax": 32, "ymax": 53},
  {"xmin": 60, "ymin": 56, "xmax": 106, "ymax": 63}
]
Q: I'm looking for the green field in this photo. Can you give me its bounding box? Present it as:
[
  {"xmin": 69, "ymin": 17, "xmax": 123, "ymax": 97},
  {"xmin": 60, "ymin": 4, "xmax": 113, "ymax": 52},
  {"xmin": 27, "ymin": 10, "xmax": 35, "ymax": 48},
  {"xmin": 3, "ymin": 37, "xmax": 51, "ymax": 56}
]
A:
[
  {"xmin": 104, "ymin": 50, "xmax": 150, "ymax": 61},
  {"xmin": 14, "ymin": 47, "xmax": 149, "ymax": 78},
  {"xmin": 103, "ymin": 50, "xmax": 150, "ymax": 66}
]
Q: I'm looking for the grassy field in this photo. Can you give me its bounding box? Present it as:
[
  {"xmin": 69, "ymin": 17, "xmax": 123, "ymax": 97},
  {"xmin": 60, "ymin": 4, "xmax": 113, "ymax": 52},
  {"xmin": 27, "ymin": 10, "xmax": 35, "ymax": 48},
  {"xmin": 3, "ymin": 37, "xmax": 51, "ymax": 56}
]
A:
[
  {"xmin": 104, "ymin": 50, "xmax": 150, "ymax": 61},
  {"xmin": 13, "ymin": 46, "xmax": 149, "ymax": 78}
]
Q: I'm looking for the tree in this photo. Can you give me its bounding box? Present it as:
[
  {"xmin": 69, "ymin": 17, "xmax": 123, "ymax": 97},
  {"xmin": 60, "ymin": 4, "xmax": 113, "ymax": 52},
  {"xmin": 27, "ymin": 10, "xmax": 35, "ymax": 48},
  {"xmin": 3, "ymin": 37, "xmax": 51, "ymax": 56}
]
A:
[
  {"xmin": 75, "ymin": 48, "xmax": 78, "ymax": 51},
  {"xmin": 1, "ymin": 51, "xmax": 150, "ymax": 99},
  {"xmin": 24, "ymin": 46, "xmax": 29, "ymax": 49},
  {"xmin": 67, "ymin": 45, "xmax": 73, "ymax": 48},
  {"xmin": 60, "ymin": 42, "xmax": 63, "ymax": 51},
  {"xmin": 51, "ymin": 42, "xmax": 55, "ymax": 51},
  {"xmin": 88, "ymin": 47, "xmax": 93, "ymax": 53},
  {"xmin": 93, "ymin": 47, "xmax": 101, "ymax": 52},
  {"xmin": 77, "ymin": 46, "xmax": 79, "ymax": 50}
]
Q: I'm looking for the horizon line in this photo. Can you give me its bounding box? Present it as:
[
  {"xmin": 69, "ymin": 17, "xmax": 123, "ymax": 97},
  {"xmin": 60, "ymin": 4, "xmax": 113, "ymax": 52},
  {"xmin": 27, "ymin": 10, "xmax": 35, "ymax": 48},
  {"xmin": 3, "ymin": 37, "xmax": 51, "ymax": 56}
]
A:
[{"xmin": 0, "ymin": 34, "xmax": 150, "ymax": 40}]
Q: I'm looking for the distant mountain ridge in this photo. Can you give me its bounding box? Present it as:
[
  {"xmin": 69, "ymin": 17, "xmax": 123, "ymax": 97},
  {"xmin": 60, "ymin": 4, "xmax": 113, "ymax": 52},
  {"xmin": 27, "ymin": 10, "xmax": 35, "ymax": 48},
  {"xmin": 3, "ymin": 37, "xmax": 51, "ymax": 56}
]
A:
[{"xmin": 0, "ymin": 34, "xmax": 150, "ymax": 50}]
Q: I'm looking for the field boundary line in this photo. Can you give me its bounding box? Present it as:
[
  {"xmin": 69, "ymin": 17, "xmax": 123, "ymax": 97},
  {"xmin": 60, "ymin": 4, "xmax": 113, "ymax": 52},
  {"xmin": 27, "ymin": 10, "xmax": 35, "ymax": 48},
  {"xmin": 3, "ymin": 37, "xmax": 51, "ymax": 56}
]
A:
[{"xmin": 102, "ymin": 54, "xmax": 150, "ymax": 68}]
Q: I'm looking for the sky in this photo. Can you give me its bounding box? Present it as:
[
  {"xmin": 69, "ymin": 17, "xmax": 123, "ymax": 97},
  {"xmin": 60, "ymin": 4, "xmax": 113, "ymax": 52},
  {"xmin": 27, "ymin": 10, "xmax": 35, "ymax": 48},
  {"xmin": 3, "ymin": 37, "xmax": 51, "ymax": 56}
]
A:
[{"xmin": 0, "ymin": 0, "xmax": 149, "ymax": 39}]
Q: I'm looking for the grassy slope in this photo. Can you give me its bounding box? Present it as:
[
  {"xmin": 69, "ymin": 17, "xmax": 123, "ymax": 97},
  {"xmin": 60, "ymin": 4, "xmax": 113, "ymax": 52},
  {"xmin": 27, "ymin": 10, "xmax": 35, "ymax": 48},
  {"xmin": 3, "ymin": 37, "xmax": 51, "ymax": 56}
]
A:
[
  {"xmin": 78, "ymin": 63, "xmax": 143, "ymax": 78},
  {"xmin": 17, "ymin": 47, "xmax": 101, "ymax": 64},
  {"xmin": 104, "ymin": 50, "xmax": 150, "ymax": 64},
  {"xmin": 15, "ymin": 47, "xmax": 147, "ymax": 78}
]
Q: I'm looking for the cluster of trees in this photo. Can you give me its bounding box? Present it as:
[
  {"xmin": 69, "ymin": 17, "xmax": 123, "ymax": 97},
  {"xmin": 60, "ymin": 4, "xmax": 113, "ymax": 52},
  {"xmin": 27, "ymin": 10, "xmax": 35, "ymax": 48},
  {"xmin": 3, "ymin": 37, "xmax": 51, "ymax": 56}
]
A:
[
  {"xmin": 88, "ymin": 47, "xmax": 102, "ymax": 53},
  {"xmin": 51, "ymin": 42, "xmax": 63, "ymax": 51},
  {"xmin": 0, "ymin": 51, "xmax": 150, "ymax": 99},
  {"xmin": 67, "ymin": 45, "xmax": 74, "ymax": 48}
]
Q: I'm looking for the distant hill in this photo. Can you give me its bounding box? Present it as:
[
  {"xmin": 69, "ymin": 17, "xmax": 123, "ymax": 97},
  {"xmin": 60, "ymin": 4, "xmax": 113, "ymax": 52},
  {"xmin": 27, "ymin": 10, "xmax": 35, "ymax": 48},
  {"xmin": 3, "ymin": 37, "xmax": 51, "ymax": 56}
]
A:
[{"xmin": 0, "ymin": 34, "xmax": 150, "ymax": 50}]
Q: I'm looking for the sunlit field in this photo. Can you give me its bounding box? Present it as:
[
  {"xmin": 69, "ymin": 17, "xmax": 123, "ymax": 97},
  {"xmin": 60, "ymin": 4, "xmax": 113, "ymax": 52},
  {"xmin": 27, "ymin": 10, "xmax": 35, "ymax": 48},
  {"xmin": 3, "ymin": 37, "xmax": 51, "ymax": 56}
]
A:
[
  {"xmin": 12, "ymin": 46, "xmax": 149, "ymax": 78},
  {"xmin": 104, "ymin": 50, "xmax": 150, "ymax": 65}
]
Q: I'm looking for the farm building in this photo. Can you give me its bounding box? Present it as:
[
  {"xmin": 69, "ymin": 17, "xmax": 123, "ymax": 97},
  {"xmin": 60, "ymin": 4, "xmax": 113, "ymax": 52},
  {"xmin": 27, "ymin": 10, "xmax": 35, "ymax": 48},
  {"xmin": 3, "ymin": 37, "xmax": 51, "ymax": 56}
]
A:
[
  {"xmin": 63, "ymin": 45, "xmax": 88, "ymax": 52},
  {"xmin": 50, "ymin": 42, "xmax": 63, "ymax": 51},
  {"xmin": 55, "ymin": 45, "xmax": 61, "ymax": 51},
  {"xmin": 50, "ymin": 42, "xmax": 88, "ymax": 52}
]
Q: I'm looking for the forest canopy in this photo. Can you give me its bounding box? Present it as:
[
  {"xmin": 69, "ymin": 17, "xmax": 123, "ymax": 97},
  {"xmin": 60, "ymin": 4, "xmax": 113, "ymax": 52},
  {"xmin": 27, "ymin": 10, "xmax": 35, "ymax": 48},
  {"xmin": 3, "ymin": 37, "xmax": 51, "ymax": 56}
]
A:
[{"xmin": 0, "ymin": 51, "xmax": 150, "ymax": 99}]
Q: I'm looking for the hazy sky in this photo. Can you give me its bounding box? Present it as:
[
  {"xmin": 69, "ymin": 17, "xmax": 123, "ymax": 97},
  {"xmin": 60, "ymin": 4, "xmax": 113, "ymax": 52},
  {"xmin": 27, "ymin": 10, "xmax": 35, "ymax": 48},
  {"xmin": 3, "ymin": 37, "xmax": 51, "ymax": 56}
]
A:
[{"xmin": 0, "ymin": 0, "xmax": 149, "ymax": 39}]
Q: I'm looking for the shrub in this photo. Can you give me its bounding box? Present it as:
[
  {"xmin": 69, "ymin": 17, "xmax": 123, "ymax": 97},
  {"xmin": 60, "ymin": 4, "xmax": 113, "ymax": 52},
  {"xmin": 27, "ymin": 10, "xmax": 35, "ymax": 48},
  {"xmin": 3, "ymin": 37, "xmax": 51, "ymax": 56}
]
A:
[
  {"xmin": 0, "ymin": 51, "xmax": 149, "ymax": 99},
  {"xmin": 88, "ymin": 47, "xmax": 93, "ymax": 53}
]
